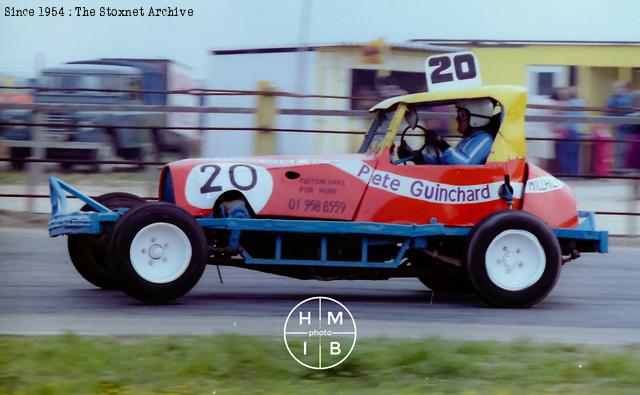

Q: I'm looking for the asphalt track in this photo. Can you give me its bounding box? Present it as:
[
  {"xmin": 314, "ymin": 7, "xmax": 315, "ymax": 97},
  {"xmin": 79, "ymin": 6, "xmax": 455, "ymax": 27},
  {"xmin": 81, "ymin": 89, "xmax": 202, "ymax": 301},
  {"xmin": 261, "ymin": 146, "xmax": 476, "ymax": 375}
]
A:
[{"xmin": 1, "ymin": 228, "xmax": 639, "ymax": 345}]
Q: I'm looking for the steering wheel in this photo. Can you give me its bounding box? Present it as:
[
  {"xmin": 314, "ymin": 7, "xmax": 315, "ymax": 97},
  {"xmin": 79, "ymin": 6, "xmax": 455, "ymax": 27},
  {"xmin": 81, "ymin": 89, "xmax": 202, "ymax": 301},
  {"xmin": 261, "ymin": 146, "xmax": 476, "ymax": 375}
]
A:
[{"xmin": 396, "ymin": 125, "xmax": 441, "ymax": 165}]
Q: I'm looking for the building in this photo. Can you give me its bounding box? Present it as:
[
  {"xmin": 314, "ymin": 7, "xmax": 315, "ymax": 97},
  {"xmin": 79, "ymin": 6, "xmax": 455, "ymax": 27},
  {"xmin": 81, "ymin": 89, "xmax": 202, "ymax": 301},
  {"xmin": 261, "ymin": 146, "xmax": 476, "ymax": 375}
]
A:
[
  {"xmin": 411, "ymin": 39, "xmax": 640, "ymax": 106},
  {"xmin": 205, "ymin": 40, "xmax": 640, "ymax": 157},
  {"xmin": 0, "ymin": 74, "xmax": 33, "ymax": 104}
]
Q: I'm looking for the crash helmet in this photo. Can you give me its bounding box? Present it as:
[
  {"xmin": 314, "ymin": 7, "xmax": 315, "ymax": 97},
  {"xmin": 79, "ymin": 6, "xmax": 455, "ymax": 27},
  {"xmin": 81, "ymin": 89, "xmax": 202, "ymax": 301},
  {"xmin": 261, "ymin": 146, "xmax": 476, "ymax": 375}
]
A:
[{"xmin": 456, "ymin": 99, "xmax": 495, "ymax": 128}]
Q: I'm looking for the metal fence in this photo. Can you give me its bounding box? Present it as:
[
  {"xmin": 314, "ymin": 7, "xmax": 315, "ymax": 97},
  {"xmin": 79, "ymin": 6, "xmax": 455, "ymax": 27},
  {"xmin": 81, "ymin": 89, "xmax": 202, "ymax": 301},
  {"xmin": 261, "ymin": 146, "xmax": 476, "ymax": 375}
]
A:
[{"xmin": 1, "ymin": 86, "xmax": 639, "ymax": 234}]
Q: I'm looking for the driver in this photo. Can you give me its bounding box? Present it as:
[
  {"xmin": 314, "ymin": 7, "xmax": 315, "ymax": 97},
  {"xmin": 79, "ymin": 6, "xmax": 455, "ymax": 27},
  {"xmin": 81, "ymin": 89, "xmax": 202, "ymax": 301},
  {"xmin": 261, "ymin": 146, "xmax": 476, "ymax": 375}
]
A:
[{"xmin": 399, "ymin": 99, "xmax": 495, "ymax": 165}]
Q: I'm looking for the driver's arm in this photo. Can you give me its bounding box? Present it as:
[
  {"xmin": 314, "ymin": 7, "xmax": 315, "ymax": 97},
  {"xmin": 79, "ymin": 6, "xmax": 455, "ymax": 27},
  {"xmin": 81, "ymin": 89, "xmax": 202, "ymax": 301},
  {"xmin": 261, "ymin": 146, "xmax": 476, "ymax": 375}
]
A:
[
  {"xmin": 420, "ymin": 150, "xmax": 440, "ymax": 164},
  {"xmin": 441, "ymin": 132, "xmax": 493, "ymax": 165}
]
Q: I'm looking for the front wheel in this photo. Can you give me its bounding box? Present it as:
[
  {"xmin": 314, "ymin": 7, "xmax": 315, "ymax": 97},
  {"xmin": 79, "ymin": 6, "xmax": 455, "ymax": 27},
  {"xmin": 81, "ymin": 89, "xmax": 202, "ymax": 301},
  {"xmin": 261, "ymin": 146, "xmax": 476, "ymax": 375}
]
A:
[
  {"xmin": 108, "ymin": 202, "xmax": 208, "ymax": 303},
  {"xmin": 465, "ymin": 210, "xmax": 561, "ymax": 308}
]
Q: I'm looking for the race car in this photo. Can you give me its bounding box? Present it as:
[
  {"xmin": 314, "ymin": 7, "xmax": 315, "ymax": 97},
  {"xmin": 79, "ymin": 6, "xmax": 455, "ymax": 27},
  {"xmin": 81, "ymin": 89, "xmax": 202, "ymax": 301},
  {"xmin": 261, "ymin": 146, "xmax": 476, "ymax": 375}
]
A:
[{"xmin": 48, "ymin": 82, "xmax": 607, "ymax": 307}]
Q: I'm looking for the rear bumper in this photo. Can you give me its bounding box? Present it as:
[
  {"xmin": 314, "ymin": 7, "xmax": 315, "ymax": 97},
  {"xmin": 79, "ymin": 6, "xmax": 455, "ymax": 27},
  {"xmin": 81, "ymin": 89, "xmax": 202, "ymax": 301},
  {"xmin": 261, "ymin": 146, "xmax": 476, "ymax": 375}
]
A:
[
  {"xmin": 49, "ymin": 211, "xmax": 119, "ymax": 237},
  {"xmin": 48, "ymin": 176, "xmax": 119, "ymax": 237}
]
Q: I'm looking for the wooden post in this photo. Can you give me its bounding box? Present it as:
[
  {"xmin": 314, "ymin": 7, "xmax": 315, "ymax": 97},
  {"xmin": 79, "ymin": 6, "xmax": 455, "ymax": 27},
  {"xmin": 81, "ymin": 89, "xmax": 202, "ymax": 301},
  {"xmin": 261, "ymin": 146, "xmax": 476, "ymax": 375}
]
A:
[
  {"xmin": 26, "ymin": 110, "xmax": 43, "ymax": 212},
  {"xmin": 145, "ymin": 128, "xmax": 157, "ymax": 199},
  {"xmin": 254, "ymin": 80, "xmax": 277, "ymax": 155}
]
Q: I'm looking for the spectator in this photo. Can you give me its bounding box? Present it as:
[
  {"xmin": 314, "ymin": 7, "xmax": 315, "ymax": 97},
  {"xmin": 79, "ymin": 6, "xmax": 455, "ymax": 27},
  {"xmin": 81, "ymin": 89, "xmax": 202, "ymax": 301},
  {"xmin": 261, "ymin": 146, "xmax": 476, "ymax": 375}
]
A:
[
  {"xmin": 553, "ymin": 87, "xmax": 580, "ymax": 175},
  {"xmin": 591, "ymin": 123, "xmax": 614, "ymax": 176},
  {"xmin": 527, "ymin": 94, "xmax": 557, "ymax": 170},
  {"xmin": 625, "ymin": 93, "xmax": 640, "ymax": 170},
  {"xmin": 567, "ymin": 86, "xmax": 589, "ymax": 174},
  {"xmin": 607, "ymin": 80, "xmax": 636, "ymax": 170}
]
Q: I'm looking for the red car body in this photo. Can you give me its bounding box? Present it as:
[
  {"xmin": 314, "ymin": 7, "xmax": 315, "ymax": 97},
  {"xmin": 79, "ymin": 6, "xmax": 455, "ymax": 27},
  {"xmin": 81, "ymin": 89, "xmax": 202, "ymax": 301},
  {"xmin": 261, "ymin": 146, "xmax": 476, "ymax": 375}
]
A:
[{"xmin": 161, "ymin": 148, "xmax": 578, "ymax": 229}]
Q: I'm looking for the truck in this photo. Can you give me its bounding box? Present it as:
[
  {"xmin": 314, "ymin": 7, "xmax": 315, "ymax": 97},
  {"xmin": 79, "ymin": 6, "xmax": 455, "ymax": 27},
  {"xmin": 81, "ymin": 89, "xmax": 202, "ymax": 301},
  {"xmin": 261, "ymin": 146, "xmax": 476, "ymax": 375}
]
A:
[{"xmin": 1, "ymin": 58, "xmax": 197, "ymax": 171}]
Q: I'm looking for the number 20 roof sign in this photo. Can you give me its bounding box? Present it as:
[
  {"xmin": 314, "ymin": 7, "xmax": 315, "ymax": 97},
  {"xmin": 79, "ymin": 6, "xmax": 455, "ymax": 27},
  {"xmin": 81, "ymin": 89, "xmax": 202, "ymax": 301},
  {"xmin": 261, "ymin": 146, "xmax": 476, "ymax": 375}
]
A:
[{"xmin": 425, "ymin": 51, "xmax": 482, "ymax": 92}]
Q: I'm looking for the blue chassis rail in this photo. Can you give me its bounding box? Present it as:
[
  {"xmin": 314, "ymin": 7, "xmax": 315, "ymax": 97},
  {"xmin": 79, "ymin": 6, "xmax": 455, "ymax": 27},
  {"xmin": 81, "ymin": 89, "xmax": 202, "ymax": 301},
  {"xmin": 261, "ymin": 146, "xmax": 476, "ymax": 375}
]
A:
[{"xmin": 48, "ymin": 177, "xmax": 609, "ymax": 269}]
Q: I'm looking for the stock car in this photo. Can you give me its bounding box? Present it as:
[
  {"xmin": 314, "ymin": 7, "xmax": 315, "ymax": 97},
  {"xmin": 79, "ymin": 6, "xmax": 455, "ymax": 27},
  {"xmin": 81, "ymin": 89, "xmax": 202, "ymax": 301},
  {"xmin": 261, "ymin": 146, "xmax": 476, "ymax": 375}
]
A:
[{"xmin": 48, "ymin": 83, "xmax": 608, "ymax": 307}]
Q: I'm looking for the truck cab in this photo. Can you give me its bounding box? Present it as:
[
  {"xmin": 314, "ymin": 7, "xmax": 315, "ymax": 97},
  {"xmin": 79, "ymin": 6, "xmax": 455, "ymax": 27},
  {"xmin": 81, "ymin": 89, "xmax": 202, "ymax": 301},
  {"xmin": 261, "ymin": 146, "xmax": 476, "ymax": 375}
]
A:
[
  {"xmin": 3, "ymin": 64, "xmax": 152, "ymax": 170},
  {"xmin": 3, "ymin": 58, "xmax": 195, "ymax": 171}
]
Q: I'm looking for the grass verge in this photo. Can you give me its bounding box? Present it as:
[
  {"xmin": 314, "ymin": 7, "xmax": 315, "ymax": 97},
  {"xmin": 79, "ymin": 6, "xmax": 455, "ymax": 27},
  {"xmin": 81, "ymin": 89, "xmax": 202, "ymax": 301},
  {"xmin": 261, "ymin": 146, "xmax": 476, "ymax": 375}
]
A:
[{"xmin": 1, "ymin": 334, "xmax": 639, "ymax": 394}]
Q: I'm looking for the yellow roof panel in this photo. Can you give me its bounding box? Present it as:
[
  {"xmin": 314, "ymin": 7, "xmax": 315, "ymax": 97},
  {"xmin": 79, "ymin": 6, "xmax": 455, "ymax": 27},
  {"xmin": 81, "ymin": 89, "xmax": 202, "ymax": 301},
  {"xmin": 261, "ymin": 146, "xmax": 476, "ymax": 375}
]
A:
[{"xmin": 369, "ymin": 85, "xmax": 527, "ymax": 111}]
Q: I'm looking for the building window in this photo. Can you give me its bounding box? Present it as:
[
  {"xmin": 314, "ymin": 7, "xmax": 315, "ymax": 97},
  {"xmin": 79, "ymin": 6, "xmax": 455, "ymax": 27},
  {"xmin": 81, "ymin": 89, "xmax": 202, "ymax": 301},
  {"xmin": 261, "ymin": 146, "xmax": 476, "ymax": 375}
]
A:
[{"xmin": 351, "ymin": 69, "xmax": 426, "ymax": 110}]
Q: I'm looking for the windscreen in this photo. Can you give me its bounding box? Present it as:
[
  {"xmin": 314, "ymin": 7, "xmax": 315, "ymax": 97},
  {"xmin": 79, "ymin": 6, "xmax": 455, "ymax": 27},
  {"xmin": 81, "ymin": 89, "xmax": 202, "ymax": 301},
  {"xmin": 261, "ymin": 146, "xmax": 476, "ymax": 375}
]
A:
[
  {"xmin": 358, "ymin": 111, "xmax": 392, "ymax": 154},
  {"xmin": 39, "ymin": 73, "xmax": 140, "ymax": 93}
]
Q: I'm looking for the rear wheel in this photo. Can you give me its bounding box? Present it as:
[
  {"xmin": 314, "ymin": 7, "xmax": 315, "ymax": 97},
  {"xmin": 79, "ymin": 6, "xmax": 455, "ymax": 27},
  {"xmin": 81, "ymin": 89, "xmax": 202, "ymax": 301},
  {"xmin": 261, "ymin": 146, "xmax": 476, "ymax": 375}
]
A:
[
  {"xmin": 412, "ymin": 249, "xmax": 471, "ymax": 293},
  {"xmin": 108, "ymin": 203, "xmax": 208, "ymax": 303},
  {"xmin": 59, "ymin": 161, "xmax": 74, "ymax": 171},
  {"xmin": 67, "ymin": 192, "xmax": 146, "ymax": 289},
  {"xmin": 418, "ymin": 263, "xmax": 471, "ymax": 293},
  {"xmin": 465, "ymin": 210, "xmax": 561, "ymax": 308},
  {"xmin": 9, "ymin": 147, "xmax": 29, "ymax": 171}
]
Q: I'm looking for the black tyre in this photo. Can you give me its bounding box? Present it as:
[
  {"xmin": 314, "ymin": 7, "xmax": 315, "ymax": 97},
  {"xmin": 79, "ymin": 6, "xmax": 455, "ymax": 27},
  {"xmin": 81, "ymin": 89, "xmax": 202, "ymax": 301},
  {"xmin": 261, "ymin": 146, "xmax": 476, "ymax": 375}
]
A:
[
  {"xmin": 9, "ymin": 147, "xmax": 29, "ymax": 171},
  {"xmin": 67, "ymin": 192, "xmax": 146, "ymax": 289},
  {"xmin": 89, "ymin": 149, "xmax": 102, "ymax": 173},
  {"xmin": 418, "ymin": 264, "xmax": 472, "ymax": 293},
  {"xmin": 412, "ymin": 251, "xmax": 471, "ymax": 293},
  {"xmin": 465, "ymin": 210, "xmax": 561, "ymax": 308},
  {"xmin": 108, "ymin": 202, "xmax": 208, "ymax": 303},
  {"xmin": 59, "ymin": 161, "xmax": 74, "ymax": 171}
]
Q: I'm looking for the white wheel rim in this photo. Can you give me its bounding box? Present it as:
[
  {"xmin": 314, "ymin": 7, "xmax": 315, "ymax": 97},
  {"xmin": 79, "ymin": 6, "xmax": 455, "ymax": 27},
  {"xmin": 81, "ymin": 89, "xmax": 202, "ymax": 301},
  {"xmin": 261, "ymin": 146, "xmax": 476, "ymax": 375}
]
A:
[
  {"xmin": 484, "ymin": 229, "xmax": 545, "ymax": 291},
  {"xmin": 129, "ymin": 222, "xmax": 192, "ymax": 284}
]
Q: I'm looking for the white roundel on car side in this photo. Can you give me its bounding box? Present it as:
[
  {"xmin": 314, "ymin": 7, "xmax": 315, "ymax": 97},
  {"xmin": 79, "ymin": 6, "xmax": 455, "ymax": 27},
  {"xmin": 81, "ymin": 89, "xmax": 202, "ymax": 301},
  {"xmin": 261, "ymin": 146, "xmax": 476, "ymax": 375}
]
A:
[{"xmin": 184, "ymin": 163, "xmax": 273, "ymax": 212}]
